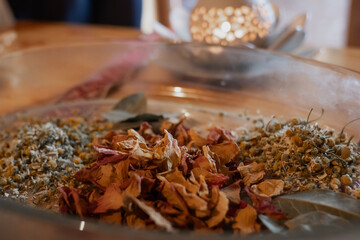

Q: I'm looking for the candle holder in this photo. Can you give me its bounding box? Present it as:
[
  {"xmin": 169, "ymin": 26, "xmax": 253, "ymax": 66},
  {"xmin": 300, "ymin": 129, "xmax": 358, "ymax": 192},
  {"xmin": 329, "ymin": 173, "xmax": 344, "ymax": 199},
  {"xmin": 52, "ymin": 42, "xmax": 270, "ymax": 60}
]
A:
[{"xmin": 190, "ymin": 0, "xmax": 278, "ymax": 47}]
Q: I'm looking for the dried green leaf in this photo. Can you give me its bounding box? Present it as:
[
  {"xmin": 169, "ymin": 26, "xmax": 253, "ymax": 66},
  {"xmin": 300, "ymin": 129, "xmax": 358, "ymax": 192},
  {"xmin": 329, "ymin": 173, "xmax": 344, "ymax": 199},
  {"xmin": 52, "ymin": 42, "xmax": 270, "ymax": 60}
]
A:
[
  {"xmin": 285, "ymin": 211, "xmax": 350, "ymax": 231},
  {"xmin": 113, "ymin": 114, "xmax": 165, "ymax": 130},
  {"xmin": 273, "ymin": 190, "xmax": 360, "ymax": 220},
  {"xmin": 258, "ymin": 214, "xmax": 286, "ymax": 233},
  {"xmin": 113, "ymin": 92, "xmax": 147, "ymax": 114}
]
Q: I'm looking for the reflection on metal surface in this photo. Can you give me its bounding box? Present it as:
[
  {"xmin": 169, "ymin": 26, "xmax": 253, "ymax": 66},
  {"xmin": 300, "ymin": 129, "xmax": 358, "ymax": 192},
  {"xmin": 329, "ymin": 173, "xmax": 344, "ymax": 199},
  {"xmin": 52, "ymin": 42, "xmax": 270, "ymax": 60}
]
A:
[{"xmin": 173, "ymin": 86, "xmax": 185, "ymax": 97}]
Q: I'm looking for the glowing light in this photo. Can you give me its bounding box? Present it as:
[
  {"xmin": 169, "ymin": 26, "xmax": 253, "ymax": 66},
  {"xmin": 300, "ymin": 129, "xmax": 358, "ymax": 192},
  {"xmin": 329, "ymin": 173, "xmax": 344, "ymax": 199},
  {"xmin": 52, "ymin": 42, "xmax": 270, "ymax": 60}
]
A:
[
  {"xmin": 213, "ymin": 28, "xmax": 226, "ymax": 39},
  {"xmin": 235, "ymin": 28, "xmax": 247, "ymax": 38},
  {"xmin": 226, "ymin": 32, "xmax": 235, "ymax": 42},
  {"xmin": 79, "ymin": 221, "xmax": 85, "ymax": 231},
  {"xmin": 190, "ymin": 3, "xmax": 274, "ymax": 44},
  {"xmin": 221, "ymin": 21, "xmax": 231, "ymax": 33}
]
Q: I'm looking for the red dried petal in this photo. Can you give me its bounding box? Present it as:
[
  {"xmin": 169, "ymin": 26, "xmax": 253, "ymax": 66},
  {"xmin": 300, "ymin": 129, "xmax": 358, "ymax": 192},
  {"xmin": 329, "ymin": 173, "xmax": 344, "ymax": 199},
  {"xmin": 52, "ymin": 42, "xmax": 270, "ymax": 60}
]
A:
[
  {"xmin": 207, "ymin": 127, "xmax": 234, "ymax": 144},
  {"xmin": 245, "ymin": 187, "xmax": 287, "ymax": 220},
  {"xmin": 93, "ymin": 184, "xmax": 124, "ymax": 214},
  {"xmin": 97, "ymin": 153, "xmax": 129, "ymax": 165},
  {"xmin": 93, "ymin": 145, "xmax": 120, "ymax": 155},
  {"xmin": 58, "ymin": 187, "xmax": 87, "ymax": 217},
  {"xmin": 205, "ymin": 173, "xmax": 229, "ymax": 188}
]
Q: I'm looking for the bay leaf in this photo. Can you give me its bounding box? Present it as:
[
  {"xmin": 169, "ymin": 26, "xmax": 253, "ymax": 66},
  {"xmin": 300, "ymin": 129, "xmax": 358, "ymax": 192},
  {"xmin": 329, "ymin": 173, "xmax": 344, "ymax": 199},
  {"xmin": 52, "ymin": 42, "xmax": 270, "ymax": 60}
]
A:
[
  {"xmin": 284, "ymin": 211, "xmax": 350, "ymax": 231},
  {"xmin": 273, "ymin": 190, "xmax": 360, "ymax": 220},
  {"xmin": 113, "ymin": 92, "xmax": 147, "ymax": 114},
  {"xmin": 113, "ymin": 114, "xmax": 165, "ymax": 130},
  {"xmin": 258, "ymin": 214, "xmax": 286, "ymax": 234}
]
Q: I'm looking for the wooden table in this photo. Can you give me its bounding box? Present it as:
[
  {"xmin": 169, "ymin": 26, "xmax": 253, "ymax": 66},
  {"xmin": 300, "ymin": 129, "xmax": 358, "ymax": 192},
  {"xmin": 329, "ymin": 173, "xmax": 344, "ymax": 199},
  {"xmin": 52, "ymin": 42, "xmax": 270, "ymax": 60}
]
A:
[{"xmin": 0, "ymin": 21, "xmax": 141, "ymax": 55}]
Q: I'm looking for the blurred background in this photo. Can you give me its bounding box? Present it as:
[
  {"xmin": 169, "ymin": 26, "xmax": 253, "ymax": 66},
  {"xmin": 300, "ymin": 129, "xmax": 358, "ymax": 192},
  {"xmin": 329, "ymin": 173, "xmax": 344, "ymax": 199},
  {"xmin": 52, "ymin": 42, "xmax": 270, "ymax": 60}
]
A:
[{"xmin": 1, "ymin": 0, "xmax": 360, "ymax": 48}]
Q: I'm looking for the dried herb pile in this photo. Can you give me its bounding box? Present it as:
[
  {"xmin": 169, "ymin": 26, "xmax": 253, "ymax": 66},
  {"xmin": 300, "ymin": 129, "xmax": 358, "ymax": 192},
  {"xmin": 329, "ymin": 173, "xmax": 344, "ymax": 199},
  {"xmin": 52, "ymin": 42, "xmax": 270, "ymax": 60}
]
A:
[
  {"xmin": 58, "ymin": 115, "xmax": 360, "ymax": 234},
  {"xmin": 0, "ymin": 117, "xmax": 111, "ymax": 209}
]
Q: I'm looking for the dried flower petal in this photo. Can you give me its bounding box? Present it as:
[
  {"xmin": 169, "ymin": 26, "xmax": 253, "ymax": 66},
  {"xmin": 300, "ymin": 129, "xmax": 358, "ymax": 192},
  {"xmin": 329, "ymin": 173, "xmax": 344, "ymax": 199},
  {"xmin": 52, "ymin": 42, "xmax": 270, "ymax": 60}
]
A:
[
  {"xmin": 157, "ymin": 176, "xmax": 189, "ymax": 213},
  {"xmin": 210, "ymin": 142, "xmax": 239, "ymax": 165},
  {"xmin": 237, "ymin": 162, "xmax": 265, "ymax": 186},
  {"xmin": 206, "ymin": 191, "xmax": 229, "ymax": 228},
  {"xmin": 153, "ymin": 130, "xmax": 181, "ymax": 170},
  {"xmin": 245, "ymin": 187, "xmax": 287, "ymax": 220},
  {"xmin": 221, "ymin": 180, "xmax": 241, "ymax": 204},
  {"xmin": 251, "ymin": 180, "xmax": 284, "ymax": 197},
  {"xmin": 232, "ymin": 205, "xmax": 260, "ymax": 234},
  {"xmin": 93, "ymin": 145, "xmax": 121, "ymax": 155},
  {"xmin": 173, "ymin": 183, "xmax": 207, "ymax": 211},
  {"xmin": 187, "ymin": 129, "xmax": 207, "ymax": 148},
  {"xmin": 93, "ymin": 184, "xmax": 124, "ymax": 213}
]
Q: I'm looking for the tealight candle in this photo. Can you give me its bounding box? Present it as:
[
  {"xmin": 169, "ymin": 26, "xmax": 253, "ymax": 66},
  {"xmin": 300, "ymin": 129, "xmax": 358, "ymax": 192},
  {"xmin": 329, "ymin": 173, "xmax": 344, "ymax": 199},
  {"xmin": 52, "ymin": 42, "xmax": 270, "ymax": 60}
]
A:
[{"xmin": 190, "ymin": 0, "xmax": 277, "ymax": 46}]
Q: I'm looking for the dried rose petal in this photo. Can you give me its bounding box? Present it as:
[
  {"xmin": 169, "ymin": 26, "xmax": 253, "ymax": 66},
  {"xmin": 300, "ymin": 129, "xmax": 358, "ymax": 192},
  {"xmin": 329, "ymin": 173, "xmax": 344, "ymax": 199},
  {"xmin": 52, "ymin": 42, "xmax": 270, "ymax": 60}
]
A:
[
  {"xmin": 153, "ymin": 130, "xmax": 181, "ymax": 170},
  {"xmin": 245, "ymin": 187, "xmax": 287, "ymax": 220},
  {"xmin": 210, "ymin": 142, "xmax": 239, "ymax": 165},
  {"xmin": 251, "ymin": 179, "xmax": 284, "ymax": 197},
  {"xmin": 157, "ymin": 176, "xmax": 189, "ymax": 213},
  {"xmin": 237, "ymin": 162, "xmax": 265, "ymax": 186},
  {"xmin": 207, "ymin": 127, "xmax": 234, "ymax": 144},
  {"xmin": 173, "ymin": 183, "xmax": 207, "ymax": 211},
  {"xmin": 192, "ymin": 167, "xmax": 229, "ymax": 187},
  {"xmin": 59, "ymin": 187, "xmax": 87, "ymax": 217},
  {"xmin": 206, "ymin": 191, "xmax": 229, "ymax": 228},
  {"xmin": 97, "ymin": 153, "xmax": 129, "ymax": 165},
  {"xmin": 232, "ymin": 205, "xmax": 260, "ymax": 234},
  {"xmin": 93, "ymin": 145, "xmax": 121, "ymax": 155},
  {"xmin": 93, "ymin": 184, "xmax": 124, "ymax": 214},
  {"xmin": 187, "ymin": 128, "xmax": 207, "ymax": 148},
  {"xmin": 221, "ymin": 180, "xmax": 241, "ymax": 204}
]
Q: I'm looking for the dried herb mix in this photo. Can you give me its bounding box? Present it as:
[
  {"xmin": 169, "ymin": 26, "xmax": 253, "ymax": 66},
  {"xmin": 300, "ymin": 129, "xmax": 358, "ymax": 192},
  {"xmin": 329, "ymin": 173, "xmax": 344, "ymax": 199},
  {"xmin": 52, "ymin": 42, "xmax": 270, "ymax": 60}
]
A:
[{"xmin": 1, "ymin": 101, "xmax": 360, "ymax": 235}]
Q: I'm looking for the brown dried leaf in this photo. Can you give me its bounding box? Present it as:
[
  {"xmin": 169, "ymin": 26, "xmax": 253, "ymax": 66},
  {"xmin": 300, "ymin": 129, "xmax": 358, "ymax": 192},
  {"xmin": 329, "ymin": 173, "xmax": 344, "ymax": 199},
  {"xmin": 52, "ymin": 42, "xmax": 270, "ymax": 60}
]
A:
[
  {"xmin": 237, "ymin": 162, "xmax": 265, "ymax": 186},
  {"xmin": 221, "ymin": 180, "xmax": 241, "ymax": 204},
  {"xmin": 206, "ymin": 191, "xmax": 229, "ymax": 228},
  {"xmin": 251, "ymin": 179, "xmax": 284, "ymax": 197},
  {"xmin": 232, "ymin": 205, "xmax": 260, "ymax": 234},
  {"xmin": 94, "ymin": 184, "xmax": 124, "ymax": 213}
]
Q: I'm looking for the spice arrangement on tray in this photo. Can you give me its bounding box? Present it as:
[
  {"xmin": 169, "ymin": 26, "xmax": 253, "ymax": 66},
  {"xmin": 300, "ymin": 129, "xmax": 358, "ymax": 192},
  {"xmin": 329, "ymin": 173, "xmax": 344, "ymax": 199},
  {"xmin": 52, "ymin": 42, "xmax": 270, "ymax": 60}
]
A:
[{"xmin": 1, "ymin": 93, "xmax": 360, "ymax": 235}]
